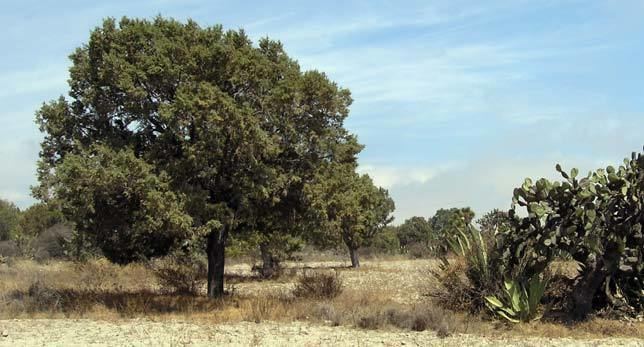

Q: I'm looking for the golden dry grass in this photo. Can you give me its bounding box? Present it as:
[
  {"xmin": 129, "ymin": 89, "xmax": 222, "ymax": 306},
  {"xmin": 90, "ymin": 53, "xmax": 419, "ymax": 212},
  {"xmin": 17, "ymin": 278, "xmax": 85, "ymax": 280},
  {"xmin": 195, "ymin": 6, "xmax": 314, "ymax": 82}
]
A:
[{"xmin": 0, "ymin": 257, "xmax": 641, "ymax": 340}]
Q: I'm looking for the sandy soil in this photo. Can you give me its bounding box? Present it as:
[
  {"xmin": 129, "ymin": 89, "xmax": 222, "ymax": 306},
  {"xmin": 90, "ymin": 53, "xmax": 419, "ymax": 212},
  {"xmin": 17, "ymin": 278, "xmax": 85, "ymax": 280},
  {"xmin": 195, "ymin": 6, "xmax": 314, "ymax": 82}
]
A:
[{"xmin": 1, "ymin": 319, "xmax": 642, "ymax": 347}]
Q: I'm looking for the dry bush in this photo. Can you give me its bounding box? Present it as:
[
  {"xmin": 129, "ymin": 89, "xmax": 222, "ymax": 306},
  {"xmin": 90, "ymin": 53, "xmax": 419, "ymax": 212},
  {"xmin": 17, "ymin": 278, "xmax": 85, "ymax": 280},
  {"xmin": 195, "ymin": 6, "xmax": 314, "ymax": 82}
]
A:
[
  {"xmin": 150, "ymin": 255, "xmax": 207, "ymax": 295},
  {"xmin": 406, "ymin": 242, "xmax": 432, "ymax": 259},
  {"xmin": 75, "ymin": 258, "xmax": 119, "ymax": 291},
  {"xmin": 23, "ymin": 278, "xmax": 65, "ymax": 312},
  {"xmin": 240, "ymin": 295, "xmax": 294, "ymax": 323},
  {"xmin": 428, "ymin": 257, "xmax": 481, "ymax": 312},
  {"xmin": 0, "ymin": 240, "xmax": 19, "ymax": 257},
  {"xmin": 32, "ymin": 224, "xmax": 73, "ymax": 262},
  {"xmin": 310, "ymin": 302, "xmax": 342, "ymax": 326},
  {"xmin": 293, "ymin": 271, "xmax": 343, "ymax": 299},
  {"xmin": 354, "ymin": 303, "xmax": 454, "ymax": 337}
]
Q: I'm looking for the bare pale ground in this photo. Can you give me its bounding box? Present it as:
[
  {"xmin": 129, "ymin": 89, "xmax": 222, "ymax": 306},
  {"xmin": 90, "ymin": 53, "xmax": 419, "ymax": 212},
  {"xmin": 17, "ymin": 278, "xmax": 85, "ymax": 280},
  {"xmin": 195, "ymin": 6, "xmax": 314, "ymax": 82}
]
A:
[
  {"xmin": 1, "ymin": 319, "xmax": 643, "ymax": 347},
  {"xmin": 1, "ymin": 258, "xmax": 643, "ymax": 346}
]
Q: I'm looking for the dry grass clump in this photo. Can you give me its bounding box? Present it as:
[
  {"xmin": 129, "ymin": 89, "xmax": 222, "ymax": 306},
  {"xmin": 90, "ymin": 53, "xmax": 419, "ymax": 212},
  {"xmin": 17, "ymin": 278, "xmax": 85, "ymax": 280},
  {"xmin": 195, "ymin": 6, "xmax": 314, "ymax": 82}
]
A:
[
  {"xmin": 240, "ymin": 295, "xmax": 295, "ymax": 323},
  {"xmin": 292, "ymin": 271, "xmax": 343, "ymax": 299},
  {"xmin": 428, "ymin": 257, "xmax": 481, "ymax": 312},
  {"xmin": 150, "ymin": 255, "xmax": 207, "ymax": 295},
  {"xmin": 354, "ymin": 303, "xmax": 455, "ymax": 337}
]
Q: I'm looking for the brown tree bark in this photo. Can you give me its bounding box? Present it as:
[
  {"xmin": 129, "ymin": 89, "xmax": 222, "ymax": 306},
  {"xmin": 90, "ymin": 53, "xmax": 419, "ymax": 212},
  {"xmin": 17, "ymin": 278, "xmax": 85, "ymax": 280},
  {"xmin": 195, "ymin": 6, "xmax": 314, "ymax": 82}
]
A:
[
  {"xmin": 259, "ymin": 241, "xmax": 280, "ymax": 278},
  {"xmin": 349, "ymin": 247, "xmax": 360, "ymax": 268},
  {"xmin": 206, "ymin": 229, "xmax": 226, "ymax": 298},
  {"xmin": 571, "ymin": 252, "xmax": 619, "ymax": 320}
]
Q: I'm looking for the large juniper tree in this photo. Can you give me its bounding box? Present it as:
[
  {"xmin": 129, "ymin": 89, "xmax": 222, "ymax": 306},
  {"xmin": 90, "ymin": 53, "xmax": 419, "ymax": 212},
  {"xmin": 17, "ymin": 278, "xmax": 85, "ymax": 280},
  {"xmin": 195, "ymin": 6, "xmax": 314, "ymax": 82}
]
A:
[{"xmin": 34, "ymin": 16, "xmax": 360, "ymax": 297}]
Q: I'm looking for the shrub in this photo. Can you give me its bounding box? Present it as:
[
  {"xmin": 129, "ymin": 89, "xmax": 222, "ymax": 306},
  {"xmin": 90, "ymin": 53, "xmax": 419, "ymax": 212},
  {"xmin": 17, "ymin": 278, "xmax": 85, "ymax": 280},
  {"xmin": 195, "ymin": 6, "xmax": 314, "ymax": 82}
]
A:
[
  {"xmin": 406, "ymin": 242, "xmax": 432, "ymax": 259},
  {"xmin": 32, "ymin": 224, "xmax": 73, "ymax": 261},
  {"xmin": 365, "ymin": 226, "xmax": 401, "ymax": 255},
  {"xmin": 356, "ymin": 304, "xmax": 454, "ymax": 336},
  {"xmin": 430, "ymin": 257, "xmax": 479, "ymax": 312},
  {"xmin": 293, "ymin": 271, "xmax": 343, "ymax": 299},
  {"xmin": 16, "ymin": 203, "xmax": 65, "ymax": 239},
  {"xmin": 0, "ymin": 240, "xmax": 19, "ymax": 257},
  {"xmin": 75, "ymin": 258, "xmax": 119, "ymax": 291},
  {"xmin": 311, "ymin": 302, "xmax": 341, "ymax": 326},
  {"xmin": 151, "ymin": 254, "xmax": 207, "ymax": 295},
  {"xmin": 431, "ymin": 225, "xmax": 503, "ymax": 313},
  {"xmin": 20, "ymin": 278, "xmax": 66, "ymax": 313}
]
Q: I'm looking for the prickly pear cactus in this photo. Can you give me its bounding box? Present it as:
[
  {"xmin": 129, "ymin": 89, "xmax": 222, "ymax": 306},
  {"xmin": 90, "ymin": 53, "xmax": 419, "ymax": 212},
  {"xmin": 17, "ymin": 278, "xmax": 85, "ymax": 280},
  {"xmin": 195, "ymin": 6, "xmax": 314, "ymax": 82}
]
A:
[{"xmin": 500, "ymin": 147, "xmax": 643, "ymax": 318}]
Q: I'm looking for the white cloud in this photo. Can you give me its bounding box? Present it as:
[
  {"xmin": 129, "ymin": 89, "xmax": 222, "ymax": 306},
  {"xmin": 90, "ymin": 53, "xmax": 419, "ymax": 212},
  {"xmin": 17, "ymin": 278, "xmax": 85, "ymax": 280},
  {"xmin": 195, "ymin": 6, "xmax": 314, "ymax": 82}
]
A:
[{"xmin": 357, "ymin": 162, "xmax": 461, "ymax": 189}]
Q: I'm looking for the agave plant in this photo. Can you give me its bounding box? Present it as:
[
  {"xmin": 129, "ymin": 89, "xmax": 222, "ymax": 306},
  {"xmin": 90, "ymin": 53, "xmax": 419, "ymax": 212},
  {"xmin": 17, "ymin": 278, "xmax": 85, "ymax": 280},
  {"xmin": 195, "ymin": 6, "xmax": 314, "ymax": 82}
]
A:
[
  {"xmin": 485, "ymin": 274, "xmax": 548, "ymax": 323},
  {"xmin": 443, "ymin": 225, "xmax": 492, "ymax": 288}
]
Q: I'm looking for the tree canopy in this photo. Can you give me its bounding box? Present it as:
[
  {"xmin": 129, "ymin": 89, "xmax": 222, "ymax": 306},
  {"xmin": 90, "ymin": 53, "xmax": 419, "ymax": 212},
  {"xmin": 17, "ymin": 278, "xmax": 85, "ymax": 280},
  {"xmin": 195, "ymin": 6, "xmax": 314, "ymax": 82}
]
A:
[
  {"xmin": 396, "ymin": 216, "xmax": 432, "ymax": 252},
  {"xmin": 34, "ymin": 16, "xmax": 364, "ymax": 296},
  {"xmin": 315, "ymin": 169, "xmax": 395, "ymax": 267}
]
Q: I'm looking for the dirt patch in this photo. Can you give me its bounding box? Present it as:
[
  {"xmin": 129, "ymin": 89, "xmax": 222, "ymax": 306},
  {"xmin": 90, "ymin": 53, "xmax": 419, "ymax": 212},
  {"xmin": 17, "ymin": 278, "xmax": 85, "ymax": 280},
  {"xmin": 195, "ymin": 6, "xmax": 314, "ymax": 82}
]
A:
[{"xmin": 1, "ymin": 319, "xmax": 642, "ymax": 347}]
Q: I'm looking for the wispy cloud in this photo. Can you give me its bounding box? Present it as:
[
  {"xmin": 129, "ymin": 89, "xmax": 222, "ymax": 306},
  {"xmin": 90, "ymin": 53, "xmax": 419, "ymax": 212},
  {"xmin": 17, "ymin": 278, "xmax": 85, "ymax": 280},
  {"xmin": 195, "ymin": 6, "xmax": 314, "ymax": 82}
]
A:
[{"xmin": 357, "ymin": 162, "xmax": 461, "ymax": 189}]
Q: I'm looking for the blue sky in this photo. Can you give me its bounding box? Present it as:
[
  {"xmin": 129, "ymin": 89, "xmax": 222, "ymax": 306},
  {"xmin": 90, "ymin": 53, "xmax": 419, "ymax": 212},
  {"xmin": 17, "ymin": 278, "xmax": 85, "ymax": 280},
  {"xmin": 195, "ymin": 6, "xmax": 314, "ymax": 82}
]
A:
[{"xmin": 1, "ymin": 0, "xmax": 643, "ymax": 222}]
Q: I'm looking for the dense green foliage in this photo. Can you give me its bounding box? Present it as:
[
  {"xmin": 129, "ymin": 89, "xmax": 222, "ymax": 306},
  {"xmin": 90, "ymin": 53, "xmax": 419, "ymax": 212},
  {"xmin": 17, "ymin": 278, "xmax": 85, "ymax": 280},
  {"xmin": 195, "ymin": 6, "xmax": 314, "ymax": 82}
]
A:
[
  {"xmin": 476, "ymin": 209, "xmax": 512, "ymax": 236},
  {"xmin": 367, "ymin": 226, "xmax": 401, "ymax": 255},
  {"xmin": 16, "ymin": 202, "xmax": 64, "ymax": 239},
  {"xmin": 0, "ymin": 199, "xmax": 20, "ymax": 241},
  {"xmin": 33, "ymin": 16, "xmax": 368, "ymax": 296},
  {"xmin": 396, "ymin": 216, "xmax": 433, "ymax": 253},
  {"xmin": 429, "ymin": 207, "xmax": 475, "ymax": 255},
  {"xmin": 314, "ymin": 171, "xmax": 395, "ymax": 267},
  {"xmin": 500, "ymin": 148, "xmax": 643, "ymax": 319},
  {"xmin": 52, "ymin": 145, "xmax": 193, "ymax": 263}
]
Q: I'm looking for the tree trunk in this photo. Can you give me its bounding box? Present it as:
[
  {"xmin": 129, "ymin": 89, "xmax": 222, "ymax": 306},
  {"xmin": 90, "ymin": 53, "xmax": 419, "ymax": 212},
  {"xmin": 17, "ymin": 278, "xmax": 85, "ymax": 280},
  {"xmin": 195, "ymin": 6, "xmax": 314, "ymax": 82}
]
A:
[
  {"xmin": 571, "ymin": 252, "xmax": 618, "ymax": 320},
  {"xmin": 349, "ymin": 247, "xmax": 360, "ymax": 268},
  {"xmin": 259, "ymin": 241, "xmax": 279, "ymax": 278},
  {"xmin": 206, "ymin": 229, "xmax": 226, "ymax": 298}
]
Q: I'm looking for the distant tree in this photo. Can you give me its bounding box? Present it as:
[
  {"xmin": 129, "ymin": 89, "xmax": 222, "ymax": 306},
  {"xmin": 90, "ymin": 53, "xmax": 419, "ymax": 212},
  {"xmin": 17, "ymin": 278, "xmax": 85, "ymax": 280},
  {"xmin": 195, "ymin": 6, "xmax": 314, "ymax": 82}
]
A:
[
  {"xmin": 0, "ymin": 199, "xmax": 20, "ymax": 241},
  {"xmin": 16, "ymin": 202, "xmax": 64, "ymax": 238},
  {"xmin": 395, "ymin": 216, "xmax": 432, "ymax": 252},
  {"xmin": 34, "ymin": 17, "xmax": 360, "ymax": 297},
  {"xmin": 429, "ymin": 207, "xmax": 475, "ymax": 254},
  {"xmin": 367, "ymin": 225, "xmax": 401, "ymax": 254},
  {"xmin": 476, "ymin": 209, "xmax": 512, "ymax": 235},
  {"xmin": 318, "ymin": 170, "xmax": 395, "ymax": 267}
]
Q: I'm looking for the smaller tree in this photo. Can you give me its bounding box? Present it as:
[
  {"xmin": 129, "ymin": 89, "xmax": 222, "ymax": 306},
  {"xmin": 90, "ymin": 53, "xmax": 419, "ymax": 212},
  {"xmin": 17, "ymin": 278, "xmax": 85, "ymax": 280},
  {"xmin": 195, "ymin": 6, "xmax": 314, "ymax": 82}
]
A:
[
  {"xmin": 476, "ymin": 209, "xmax": 512, "ymax": 253},
  {"xmin": 322, "ymin": 172, "xmax": 395, "ymax": 268},
  {"xmin": 0, "ymin": 199, "xmax": 21, "ymax": 241},
  {"xmin": 395, "ymin": 216, "xmax": 433, "ymax": 254},
  {"xmin": 429, "ymin": 207, "xmax": 475, "ymax": 255},
  {"xmin": 367, "ymin": 226, "xmax": 401, "ymax": 255},
  {"xmin": 477, "ymin": 209, "xmax": 512, "ymax": 235}
]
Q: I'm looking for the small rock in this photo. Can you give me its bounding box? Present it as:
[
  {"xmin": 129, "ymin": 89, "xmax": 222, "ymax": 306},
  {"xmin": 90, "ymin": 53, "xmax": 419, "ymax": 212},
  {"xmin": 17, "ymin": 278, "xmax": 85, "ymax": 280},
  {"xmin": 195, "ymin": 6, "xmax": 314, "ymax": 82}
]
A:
[{"xmin": 1, "ymin": 330, "xmax": 8, "ymax": 337}]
